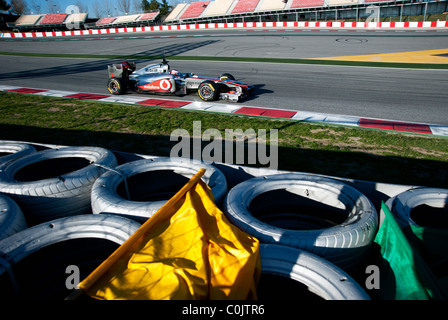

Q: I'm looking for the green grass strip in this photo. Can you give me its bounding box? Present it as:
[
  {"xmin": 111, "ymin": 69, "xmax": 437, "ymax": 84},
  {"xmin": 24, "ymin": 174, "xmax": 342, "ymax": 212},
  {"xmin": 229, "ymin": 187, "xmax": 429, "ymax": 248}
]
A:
[{"xmin": 1, "ymin": 51, "xmax": 447, "ymax": 69}]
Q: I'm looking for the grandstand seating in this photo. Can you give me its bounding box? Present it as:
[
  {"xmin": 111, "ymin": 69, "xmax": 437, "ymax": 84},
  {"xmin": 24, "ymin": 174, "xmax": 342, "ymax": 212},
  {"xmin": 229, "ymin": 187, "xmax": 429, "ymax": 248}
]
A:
[
  {"xmin": 39, "ymin": 13, "xmax": 67, "ymax": 25},
  {"xmin": 256, "ymin": 0, "xmax": 287, "ymax": 12},
  {"xmin": 90, "ymin": 12, "xmax": 160, "ymax": 28},
  {"xmin": 14, "ymin": 14, "xmax": 43, "ymax": 26},
  {"xmin": 113, "ymin": 14, "xmax": 141, "ymax": 25},
  {"xmin": 65, "ymin": 13, "xmax": 88, "ymax": 25},
  {"xmin": 203, "ymin": 0, "xmax": 235, "ymax": 17},
  {"xmin": 165, "ymin": 3, "xmax": 188, "ymax": 21},
  {"xmin": 231, "ymin": 0, "xmax": 260, "ymax": 14},
  {"xmin": 139, "ymin": 12, "xmax": 160, "ymax": 21},
  {"xmin": 179, "ymin": 1, "xmax": 210, "ymax": 20},
  {"xmin": 96, "ymin": 17, "xmax": 117, "ymax": 26},
  {"xmin": 82, "ymin": 11, "xmax": 160, "ymax": 28},
  {"xmin": 328, "ymin": 0, "xmax": 358, "ymax": 5},
  {"xmin": 165, "ymin": 0, "xmax": 330, "ymax": 22},
  {"xmin": 11, "ymin": 13, "xmax": 87, "ymax": 31},
  {"xmin": 289, "ymin": 0, "xmax": 325, "ymax": 9}
]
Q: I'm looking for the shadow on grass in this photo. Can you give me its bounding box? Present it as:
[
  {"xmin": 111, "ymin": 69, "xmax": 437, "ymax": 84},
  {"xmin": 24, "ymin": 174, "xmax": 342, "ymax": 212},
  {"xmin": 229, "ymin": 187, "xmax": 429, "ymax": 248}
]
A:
[{"xmin": 1, "ymin": 123, "xmax": 447, "ymax": 191}]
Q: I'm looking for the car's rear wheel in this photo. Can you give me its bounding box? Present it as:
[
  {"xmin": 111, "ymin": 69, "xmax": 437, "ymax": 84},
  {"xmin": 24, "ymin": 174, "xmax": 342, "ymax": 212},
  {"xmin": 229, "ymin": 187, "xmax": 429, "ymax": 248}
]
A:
[
  {"xmin": 107, "ymin": 77, "xmax": 125, "ymax": 95},
  {"xmin": 198, "ymin": 81, "xmax": 220, "ymax": 101}
]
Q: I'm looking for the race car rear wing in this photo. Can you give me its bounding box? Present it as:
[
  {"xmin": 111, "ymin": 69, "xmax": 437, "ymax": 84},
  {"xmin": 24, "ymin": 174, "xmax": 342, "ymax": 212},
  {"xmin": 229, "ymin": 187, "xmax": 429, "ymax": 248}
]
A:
[{"xmin": 108, "ymin": 61, "xmax": 136, "ymax": 79}]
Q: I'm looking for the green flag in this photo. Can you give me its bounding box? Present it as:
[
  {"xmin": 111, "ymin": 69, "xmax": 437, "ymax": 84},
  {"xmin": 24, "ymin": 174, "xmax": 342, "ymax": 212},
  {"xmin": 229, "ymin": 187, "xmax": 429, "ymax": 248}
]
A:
[{"xmin": 374, "ymin": 202, "xmax": 448, "ymax": 300}]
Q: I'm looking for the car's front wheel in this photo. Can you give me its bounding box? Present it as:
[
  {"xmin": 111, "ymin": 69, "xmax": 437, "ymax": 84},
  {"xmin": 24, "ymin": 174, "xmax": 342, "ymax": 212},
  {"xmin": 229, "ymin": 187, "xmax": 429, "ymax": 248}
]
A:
[
  {"xmin": 198, "ymin": 81, "xmax": 219, "ymax": 101},
  {"xmin": 107, "ymin": 77, "xmax": 125, "ymax": 95},
  {"xmin": 219, "ymin": 73, "xmax": 235, "ymax": 81}
]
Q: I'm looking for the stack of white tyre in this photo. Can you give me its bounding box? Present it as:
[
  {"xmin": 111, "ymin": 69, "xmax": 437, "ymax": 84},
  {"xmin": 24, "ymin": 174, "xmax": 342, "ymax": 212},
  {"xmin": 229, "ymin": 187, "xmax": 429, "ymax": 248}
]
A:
[
  {"xmin": 90, "ymin": 157, "xmax": 228, "ymax": 222},
  {"xmin": 223, "ymin": 173, "xmax": 379, "ymax": 271},
  {"xmin": 381, "ymin": 187, "xmax": 448, "ymax": 228},
  {"xmin": 258, "ymin": 244, "xmax": 370, "ymax": 300},
  {"xmin": 0, "ymin": 142, "xmax": 37, "ymax": 239},
  {"xmin": 0, "ymin": 141, "xmax": 379, "ymax": 300},
  {"xmin": 0, "ymin": 146, "xmax": 118, "ymax": 225},
  {"xmin": 0, "ymin": 141, "xmax": 37, "ymax": 166},
  {"xmin": 0, "ymin": 194, "xmax": 27, "ymax": 241},
  {"xmin": 0, "ymin": 214, "xmax": 141, "ymax": 299}
]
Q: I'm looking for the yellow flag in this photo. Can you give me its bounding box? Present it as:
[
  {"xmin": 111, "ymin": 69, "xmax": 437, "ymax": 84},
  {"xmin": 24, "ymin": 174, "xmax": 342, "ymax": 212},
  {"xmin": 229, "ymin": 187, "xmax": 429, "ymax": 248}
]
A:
[{"xmin": 78, "ymin": 169, "xmax": 260, "ymax": 300}]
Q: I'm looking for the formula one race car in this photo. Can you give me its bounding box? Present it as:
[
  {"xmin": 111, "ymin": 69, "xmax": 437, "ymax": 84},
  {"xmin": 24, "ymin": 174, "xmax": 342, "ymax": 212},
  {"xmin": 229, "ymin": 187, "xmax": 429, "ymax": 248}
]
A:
[{"xmin": 107, "ymin": 58, "xmax": 253, "ymax": 102}]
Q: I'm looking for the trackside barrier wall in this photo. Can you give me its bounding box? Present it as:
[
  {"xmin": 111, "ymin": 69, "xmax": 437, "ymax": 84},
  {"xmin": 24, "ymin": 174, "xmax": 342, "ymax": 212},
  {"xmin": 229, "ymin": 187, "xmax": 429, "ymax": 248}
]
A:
[{"xmin": 1, "ymin": 20, "xmax": 448, "ymax": 38}]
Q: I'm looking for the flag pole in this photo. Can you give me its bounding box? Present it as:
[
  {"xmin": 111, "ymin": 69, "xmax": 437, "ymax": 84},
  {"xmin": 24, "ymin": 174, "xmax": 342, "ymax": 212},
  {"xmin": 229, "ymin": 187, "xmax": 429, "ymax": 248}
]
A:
[{"xmin": 66, "ymin": 168, "xmax": 206, "ymax": 300}]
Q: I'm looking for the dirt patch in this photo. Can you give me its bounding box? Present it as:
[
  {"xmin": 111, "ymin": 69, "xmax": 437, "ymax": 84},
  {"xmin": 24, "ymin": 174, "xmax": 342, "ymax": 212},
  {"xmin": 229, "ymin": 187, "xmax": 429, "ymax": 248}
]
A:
[
  {"xmin": 411, "ymin": 147, "xmax": 448, "ymax": 158},
  {"xmin": 310, "ymin": 128, "xmax": 344, "ymax": 136}
]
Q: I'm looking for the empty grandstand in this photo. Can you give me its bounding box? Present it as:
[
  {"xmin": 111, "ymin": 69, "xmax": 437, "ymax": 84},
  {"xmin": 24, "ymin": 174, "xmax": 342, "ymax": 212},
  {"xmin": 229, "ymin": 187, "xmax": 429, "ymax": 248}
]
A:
[
  {"xmin": 289, "ymin": 0, "xmax": 325, "ymax": 9},
  {"xmin": 231, "ymin": 0, "xmax": 260, "ymax": 14},
  {"xmin": 165, "ymin": 3, "xmax": 189, "ymax": 21},
  {"xmin": 164, "ymin": 0, "xmax": 342, "ymax": 23},
  {"xmin": 9, "ymin": 12, "xmax": 88, "ymax": 32},
  {"xmin": 11, "ymin": 14, "xmax": 43, "ymax": 29},
  {"xmin": 176, "ymin": 1, "xmax": 210, "ymax": 19},
  {"xmin": 38, "ymin": 13, "xmax": 68, "ymax": 25},
  {"xmin": 95, "ymin": 17, "xmax": 118, "ymax": 26},
  {"xmin": 65, "ymin": 13, "xmax": 88, "ymax": 27},
  {"xmin": 85, "ymin": 11, "xmax": 160, "ymax": 29},
  {"xmin": 202, "ymin": 0, "xmax": 235, "ymax": 17},
  {"xmin": 8, "ymin": 10, "xmax": 160, "ymax": 32},
  {"xmin": 257, "ymin": 0, "xmax": 288, "ymax": 12},
  {"xmin": 165, "ymin": 0, "xmax": 448, "ymax": 24}
]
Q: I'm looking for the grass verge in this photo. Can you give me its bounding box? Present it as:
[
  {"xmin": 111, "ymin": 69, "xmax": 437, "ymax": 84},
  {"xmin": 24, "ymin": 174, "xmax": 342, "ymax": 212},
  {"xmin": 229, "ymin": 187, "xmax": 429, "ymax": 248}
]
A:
[{"xmin": 1, "ymin": 91, "xmax": 447, "ymax": 188}]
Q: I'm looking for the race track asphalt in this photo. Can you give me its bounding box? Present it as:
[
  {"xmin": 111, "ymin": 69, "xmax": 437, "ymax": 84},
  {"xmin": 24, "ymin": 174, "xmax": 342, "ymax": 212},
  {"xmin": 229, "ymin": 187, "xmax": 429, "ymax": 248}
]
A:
[{"xmin": 1, "ymin": 29, "xmax": 448, "ymax": 125}]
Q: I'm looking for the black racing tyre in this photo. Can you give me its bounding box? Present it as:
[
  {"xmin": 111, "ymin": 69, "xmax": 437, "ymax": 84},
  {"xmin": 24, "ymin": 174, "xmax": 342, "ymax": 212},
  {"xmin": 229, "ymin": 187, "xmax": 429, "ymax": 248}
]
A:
[
  {"xmin": 0, "ymin": 194, "xmax": 27, "ymax": 241},
  {"xmin": 219, "ymin": 73, "xmax": 235, "ymax": 81},
  {"xmin": 91, "ymin": 157, "xmax": 228, "ymax": 222},
  {"xmin": 0, "ymin": 214, "xmax": 140, "ymax": 299},
  {"xmin": 258, "ymin": 244, "xmax": 370, "ymax": 300},
  {"xmin": 382, "ymin": 187, "xmax": 448, "ymax": 228},
  {"xmin": 107, "ymin": 77, "xmax": 125, "ymax": 95},
  {"xmin": 198, "ymin": 80, "xmax": 220, "ymax": 101},
  {"xmin": 223, "ymin": 173, "xmax": 378, "ymax": 270},
  {"xmin": 0, "ymin": 146, "xmax": 118, "ymax": 225},
  {"xmin": 0, "ymin": 141, "xmax": 36, "ymax": 165}
]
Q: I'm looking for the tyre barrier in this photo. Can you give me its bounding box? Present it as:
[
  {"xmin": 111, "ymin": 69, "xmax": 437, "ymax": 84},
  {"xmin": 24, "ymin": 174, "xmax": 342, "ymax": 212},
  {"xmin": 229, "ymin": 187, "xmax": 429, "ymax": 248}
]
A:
[
  {"xmin": 91, "ymin": 157, "xmax": 228, "ymax": 222},
  {"xmin": 0, "ymin": 146, "xmax": 118, "ymax": 225},
  {"xmin": 0, "ymin": 194, "xmax": 27, "ymax": 241},
  {"xmin": 382, "ymin": 187, "xmax": 448, "ymax": 228},
  {"xmin": 0, "ymin": 214, "xmax": 141, "ymax": 299},
  {"xmin": 0, "ymin": 141, "xmax": 36, "ymax": 165},
  {"xmin": 258, "ymin": 244, "xmax": 370, "ymax": 300},
  {"xmin": 224, "ymin": 173, "xmax": 378, "ymax": 270}
]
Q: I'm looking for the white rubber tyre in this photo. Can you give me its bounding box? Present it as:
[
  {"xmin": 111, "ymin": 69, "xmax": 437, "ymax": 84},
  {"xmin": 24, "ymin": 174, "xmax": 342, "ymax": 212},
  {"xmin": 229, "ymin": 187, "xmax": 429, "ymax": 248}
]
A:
[
  {"xmin": 259, "ymin": 244, "xmax": 370, "ymax": 300},
  {"xmin": 0, "ymin": 194, "xmax": 27, "ymax": 241},
  {"xmin": 382, "ymin": 187, "xmax": 448, "ymax": 228},
  {"xmin": 0, "ymin": 141, "xmax": 36, "ymax": 165},
  {"xmin": 91, "ymin": 157, "xmax": 228, "ymax": 222},
  {"xmin": 0, "ymin": 146, "xmax": 118, "ymax": 225},
  {"xmin": 224, "ymin": 173, "xmax": 378, "ymax": 270},
  {"xmin": 0, "ymin": 214, "xmax": 140, "ymax": 299}
]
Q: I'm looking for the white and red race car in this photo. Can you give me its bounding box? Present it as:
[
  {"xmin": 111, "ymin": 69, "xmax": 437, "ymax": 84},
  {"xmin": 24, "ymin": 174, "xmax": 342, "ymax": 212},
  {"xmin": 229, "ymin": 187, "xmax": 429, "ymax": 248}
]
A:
[{"xmin": 107, "ymin": 58, "xmax": 253, "ymax": 102}]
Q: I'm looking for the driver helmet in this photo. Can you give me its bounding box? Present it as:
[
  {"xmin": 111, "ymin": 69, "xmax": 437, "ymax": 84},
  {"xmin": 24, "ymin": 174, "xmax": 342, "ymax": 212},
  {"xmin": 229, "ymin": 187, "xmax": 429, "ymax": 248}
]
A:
[
  {"xmin": 160, "ymin": 63, "xmax": 170, "ymax": 73},
  {"xmin": 170, "ymin": 69, "xmax": 180, "ymax": 75}
]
